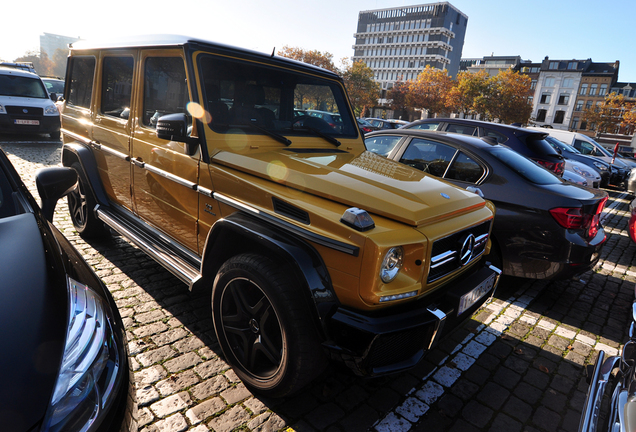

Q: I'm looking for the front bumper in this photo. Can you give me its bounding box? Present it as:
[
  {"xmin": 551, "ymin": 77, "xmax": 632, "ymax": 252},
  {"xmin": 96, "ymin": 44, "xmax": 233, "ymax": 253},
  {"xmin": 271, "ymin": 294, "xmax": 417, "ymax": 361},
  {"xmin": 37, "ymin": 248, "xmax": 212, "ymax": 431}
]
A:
[
  {"xmin": 323, "ymin": 264, "xmax": 501, "ymax": 376},
  {"xmin": 0, "ymin": 113, "xmax": 60, "ymax": 135}
]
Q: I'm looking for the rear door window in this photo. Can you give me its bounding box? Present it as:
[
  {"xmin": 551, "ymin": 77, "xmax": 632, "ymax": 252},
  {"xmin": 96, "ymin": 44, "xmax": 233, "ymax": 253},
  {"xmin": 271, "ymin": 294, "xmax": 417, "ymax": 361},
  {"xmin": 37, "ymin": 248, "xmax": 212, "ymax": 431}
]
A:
[
  {"xmin": 142, "ymin": 57, "xmax": 188, "ymax": 128},
  {"xmin": 408, "ymin": 121, "xmax": 440, "ymax": 131},
  {"xmin": 399, "ymin": 138, "xmax": 457, "ymax": 176},
  {"xmin": 482, "ymin": 128, "xmax": 508, "ymax": 144}
]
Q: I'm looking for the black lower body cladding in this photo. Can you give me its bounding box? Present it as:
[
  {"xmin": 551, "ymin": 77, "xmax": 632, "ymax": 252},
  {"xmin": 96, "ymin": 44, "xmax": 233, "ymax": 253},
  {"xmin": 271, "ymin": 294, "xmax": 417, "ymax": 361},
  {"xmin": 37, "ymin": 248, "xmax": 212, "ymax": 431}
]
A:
[{"xmin": 324, "ymin": 264, "xmax": 500, "ymax": 376}]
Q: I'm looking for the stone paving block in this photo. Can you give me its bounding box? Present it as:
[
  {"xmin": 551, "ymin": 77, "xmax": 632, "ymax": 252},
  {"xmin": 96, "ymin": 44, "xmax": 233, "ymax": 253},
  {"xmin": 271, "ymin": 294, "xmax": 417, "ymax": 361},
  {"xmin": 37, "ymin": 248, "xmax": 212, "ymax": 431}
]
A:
[
  {"xmin": 195, "ymin": 356, "xmax": 230, "ymax": 379},
  {"xmin": 373, "ymin": 412, "xmax": 412, "ymax": 432},
  {"xmin": 172, "ymin": 335, "xmax": 206, "ymax": 353},
  {"xmin": 150, "ymin": 392, "xmax": 191, "ymax": 418},
  {"xmin": 395, "ymin": 397, "xmax": 429, "ymax": 423},
  {"xmin": 185, "ymin": 397, "xmax": 225, "ymax": 424},
  {"xmin": 155, "ymin": 369, "xmax": 200, "ymax": 396},
  {"xmin": 488, "ymin": 413, "xmax": 522, "ymax": 432},
  {"xmin": 190, "ymin": 375, "xmax": 230, "ymax": 400},
  {"xmin": 433, "ymin": 365, "xmax": 462, "ymax": 388},
  {"xmin": 137, "ymin": 345, "xmax": 177, "ymax": 367},
  {"xmin": 338, "ymin": 405, "xmax": 380, "ymax": 432},
  {"xmin": 221, "ymin": 383, "xmax": 252, "ymax": 404},
  {"xmin": 151, "ymin": 327, "xmax": 188, "ymax": 347},
  {"xmin": 136, "ymin": 365, "xmax": 168, "ymax": 385},
  {"xmin": 305, "ymin": 403, "xmax": 345, "ymax": 430},
  {"xmin": 461, "ymin": 400, "xmax": 493, "ymax": 429},
  {"xmin": 137, "ymin": 384, "xmax": 161, "ymax": 406},
  {"xmin": 502, "ymin": 396, "xmax": 532, "ymax": 423},
  {"xmin": 207, "ymin": 405, "xmax": 251, "ymax": 432},
  {"xmin": 476, "ymin": 382, "xmax": 510, "ymax": 410},
  {"xmin": 164, "ymin": 352, "xmax": 203, "ymax": 373},
  {"xmin": 133, "ymin": 322, "xmax": 169, "ymax": 338},
  {"xmin": 138, "ymin": 407, "xmax": 154, "ymax": 428},
  {"xmin": 532, "ymin": 405, "xmax": 561, "ymax": 432},
  {"xmin": 492, "ymin": 366, "xmax": 521, "ymax": 390}
]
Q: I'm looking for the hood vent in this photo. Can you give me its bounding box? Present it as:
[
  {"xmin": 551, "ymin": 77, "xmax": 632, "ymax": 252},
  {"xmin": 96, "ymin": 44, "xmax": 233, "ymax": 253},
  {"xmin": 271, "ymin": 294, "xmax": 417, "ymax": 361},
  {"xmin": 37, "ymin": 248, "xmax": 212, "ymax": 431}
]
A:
[{"xmin": 273, "ymin": 197, "xmax": 310, "ymax": 224}]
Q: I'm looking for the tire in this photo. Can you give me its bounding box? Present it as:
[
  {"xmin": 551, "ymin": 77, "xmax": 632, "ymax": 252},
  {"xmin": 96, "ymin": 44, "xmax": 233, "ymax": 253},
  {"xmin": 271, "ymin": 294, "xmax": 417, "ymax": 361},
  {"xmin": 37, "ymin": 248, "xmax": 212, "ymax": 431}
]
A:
[
  {"xmin": 67, "ymin": 162, "xmax": 108, "ymax": 238},
  {"xmin": 212, "ymin": 253, "xmax": 326, "ymax": 397}
]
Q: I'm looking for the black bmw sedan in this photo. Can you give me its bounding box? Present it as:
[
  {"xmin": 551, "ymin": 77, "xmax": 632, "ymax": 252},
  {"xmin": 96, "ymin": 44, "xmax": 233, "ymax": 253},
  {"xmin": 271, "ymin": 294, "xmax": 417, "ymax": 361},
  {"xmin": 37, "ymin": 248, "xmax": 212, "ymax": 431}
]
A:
[
  {"xmin": 0, "ymin": 148, "xmax": 136, "ymax": 432},
  {"xmin": 365, "ymin": 129, "xmax": 608, "ymax": 280}
]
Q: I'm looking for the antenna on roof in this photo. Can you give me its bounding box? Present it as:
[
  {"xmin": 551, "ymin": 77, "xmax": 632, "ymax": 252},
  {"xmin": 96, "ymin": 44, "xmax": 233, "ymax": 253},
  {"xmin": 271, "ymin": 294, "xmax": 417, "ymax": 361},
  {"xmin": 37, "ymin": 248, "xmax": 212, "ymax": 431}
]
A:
[{"xmin": 271, "ymin": 47, "xmax": 275, "ymax": 57}]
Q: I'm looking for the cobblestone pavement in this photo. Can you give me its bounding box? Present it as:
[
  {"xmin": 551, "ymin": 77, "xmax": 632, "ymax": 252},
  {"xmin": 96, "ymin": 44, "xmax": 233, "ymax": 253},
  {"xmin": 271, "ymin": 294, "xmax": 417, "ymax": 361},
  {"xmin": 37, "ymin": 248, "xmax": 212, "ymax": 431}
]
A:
[{"xmin": 3, "ymin": 138, "xmax": 636, "ymax": 432}]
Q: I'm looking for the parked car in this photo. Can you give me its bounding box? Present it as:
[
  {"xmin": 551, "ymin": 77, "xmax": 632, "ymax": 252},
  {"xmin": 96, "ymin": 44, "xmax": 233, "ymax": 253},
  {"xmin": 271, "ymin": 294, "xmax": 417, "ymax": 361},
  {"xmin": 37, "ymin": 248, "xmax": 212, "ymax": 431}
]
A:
[
  {"xmin": 543, "ymin": 135, "xmax": 614, "ymax": 188},
  {"xmin": 305, "ymin": 109, "xmax": 343, "ymax": 132},
  {"xmin": 0, "ymin": 66, "xmax": 61, "ymax": 139},
  {"xmin": 0, "ymin": 148, "xmax": 136, "ymax": 432},
  {"xmin": 365, "ymin": 117, "xmax": 409, "ymax": 129},
  {"xmin": 59, "ymin": 35, "xmax": 501, "ymax": 397},
  {"xmin": 403, "ymin": 118, "xmax": 566, "ymax": 176},
  {"xmin": 41, "ymin": 76, "xmax": 65, "ymax": 100},
  {"xmin": 365, "ymin": 129, "xmax": 609, "ymax": 280},
  {"xmin": 562, "ymin": 163, "xmax": 590, "ymax": 186},
  {"xmin": 357, "ymin": 117, "xmax": 379, "ymax": 134}
]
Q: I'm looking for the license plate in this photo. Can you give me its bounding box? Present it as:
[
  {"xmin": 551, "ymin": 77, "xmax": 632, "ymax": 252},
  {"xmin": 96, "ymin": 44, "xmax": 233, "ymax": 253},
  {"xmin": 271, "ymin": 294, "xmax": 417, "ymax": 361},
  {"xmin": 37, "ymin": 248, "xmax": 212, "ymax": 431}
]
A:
[
  {"xmin": 458, "ymin": 272, "xmax": 497, "ymax": 315},
  {"xmin": 14, "ymin": 119, "xmax": 39, "ymax": 125}
]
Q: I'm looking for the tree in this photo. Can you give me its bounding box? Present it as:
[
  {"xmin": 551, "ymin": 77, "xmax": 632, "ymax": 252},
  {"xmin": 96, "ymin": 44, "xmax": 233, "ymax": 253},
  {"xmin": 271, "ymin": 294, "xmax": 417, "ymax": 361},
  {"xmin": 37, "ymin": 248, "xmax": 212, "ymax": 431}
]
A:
[
  {"xmin": 484, "ymin": 69, "xmax": 533, "ymax": 124},
  {"xmin": 14, "ymin": 50, "xmax": 53, "ymax": 76},
  {"xmin": 408, "ymin": 66, "xmax": 453, "ymax": 117},
  {"xmin": 387, "ymin": 80, "xmax": 411, "ymax": 120},
  {"xmin": 582, "ymin": 92, "xmax": 634, "ymax": 134},
  {"xmin": 447, "ymin": 70, "xmax": 490, "ymax": 117},
  {"xmin": 277, "ymin": 46, "xmax": 337, "ymax": 72},
  {"xmin": 341, "ymin": 60, "xmax": 380, "ymax": 117},
  {"xmin": 51, "ymin": 48, "xmax": 68, "ymax": 78}
]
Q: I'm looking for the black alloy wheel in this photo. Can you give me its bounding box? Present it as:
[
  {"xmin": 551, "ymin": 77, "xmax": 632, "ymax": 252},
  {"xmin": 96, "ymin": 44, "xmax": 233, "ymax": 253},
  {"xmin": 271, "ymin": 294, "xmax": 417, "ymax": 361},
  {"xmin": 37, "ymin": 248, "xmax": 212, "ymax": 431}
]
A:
[
  {"xmin": 212, "ymin": 253, "xmax": 326, "ymax": 397},
  {"xmin": 67, "ymin": 162, "xmax": 107, "ymax": 238}
]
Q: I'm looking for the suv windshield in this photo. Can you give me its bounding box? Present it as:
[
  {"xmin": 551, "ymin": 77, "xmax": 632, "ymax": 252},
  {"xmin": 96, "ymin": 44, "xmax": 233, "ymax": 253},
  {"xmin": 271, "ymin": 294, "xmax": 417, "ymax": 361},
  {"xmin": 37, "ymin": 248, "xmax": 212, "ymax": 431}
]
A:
[
  {"xmin": 0, "ymin": 75, "xmax": 48, "ymax": 98},
  {"xmin": 489, "ymin": 146, "xmax": 561, "ymax": 185},
  {"xmin": 198, "ymin": 55, "xmax": 356, "ymax": 138}
]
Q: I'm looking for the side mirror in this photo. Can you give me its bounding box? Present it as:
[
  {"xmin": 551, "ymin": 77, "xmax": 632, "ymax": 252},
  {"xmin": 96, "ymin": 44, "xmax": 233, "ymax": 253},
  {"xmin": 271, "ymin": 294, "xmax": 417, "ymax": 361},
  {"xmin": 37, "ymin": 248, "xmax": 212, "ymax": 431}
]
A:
[
  {"xmin": 156, "ymin": 113, "xmax": 199, "ymax": 156},
  {"xmin": 35, "ymin": 167, "xmax": 78, "ymax": 222},
  {"xmin": 50, "ymin": 93, "xmax": 58, "ymax": 101}
]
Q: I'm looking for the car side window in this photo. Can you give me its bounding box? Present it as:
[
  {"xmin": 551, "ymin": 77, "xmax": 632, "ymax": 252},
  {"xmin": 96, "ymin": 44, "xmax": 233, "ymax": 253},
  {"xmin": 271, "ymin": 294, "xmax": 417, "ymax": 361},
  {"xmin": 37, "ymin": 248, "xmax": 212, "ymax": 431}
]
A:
[
  {"xmin": 67, "ymin": 56, "xmax": 95, "ymax": 108},
  {"xmin": 482, "ymin": 129, "xmax": 508, "ymax": 144},
  {"xmin": 574, "ymin": 140, "xmax": 593, "ymax": 155},
  {"xmin": 445, "ymin": 152, "xmax": 485, "ymax": 183},
  {"xmin": 409, "ymin": 122, "xmax": 440, "ymax": 131},
  {"xmin": 365, "ymin": 135, "xmax": 402, "ymax": 157},
  {"xmin": 446, "ymin": 124, "xmax": 477, "ymax": 136},
  {"xmin": 399, "ymin": 138, "xmax": 457, "ymax": 176},
  {"xmin": 101, "ymin": 56, "xmax": 134, "ymax": 119},
  {"xmin": 142, "ymin": 57, "xmax": 188, "ymax": 128}
]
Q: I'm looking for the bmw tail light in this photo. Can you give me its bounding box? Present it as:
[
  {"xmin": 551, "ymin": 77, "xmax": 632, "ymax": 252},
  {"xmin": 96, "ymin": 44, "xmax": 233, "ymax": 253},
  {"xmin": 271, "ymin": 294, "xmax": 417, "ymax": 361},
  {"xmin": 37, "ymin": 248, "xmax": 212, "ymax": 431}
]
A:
[{"xmin": 550, "ymin": 196, "xmax": 608, "ymax": 239}]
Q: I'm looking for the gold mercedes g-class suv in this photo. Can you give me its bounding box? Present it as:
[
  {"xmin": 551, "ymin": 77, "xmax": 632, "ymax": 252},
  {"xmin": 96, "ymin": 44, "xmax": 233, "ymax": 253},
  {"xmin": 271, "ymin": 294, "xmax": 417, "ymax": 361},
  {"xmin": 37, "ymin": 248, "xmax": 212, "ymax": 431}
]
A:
[{"xmin": 59, "ymin": 35, "xmax": 500, "ymax": 397}]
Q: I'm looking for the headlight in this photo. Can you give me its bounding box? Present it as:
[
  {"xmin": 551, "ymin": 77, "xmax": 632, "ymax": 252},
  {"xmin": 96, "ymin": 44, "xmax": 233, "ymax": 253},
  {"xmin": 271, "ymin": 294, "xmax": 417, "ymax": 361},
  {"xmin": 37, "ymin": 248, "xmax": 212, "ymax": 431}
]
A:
[
  {"xmin": 572, "ymin": 165, "xmax": 592, "ymax": 178},
  {"xmin": 592, "ymin": 162, "xmax": 607, "ymax": 171},
  {"xmin": 380, "ymin": 247, "xmax": 404, "ymax": 283},
  {"xmin": 45, "ymin": 104, "xmax": 59, "ymax": 115},
  {"xmin": 42, "ymin": 277, "xmax": 121, "ymax": 432}
]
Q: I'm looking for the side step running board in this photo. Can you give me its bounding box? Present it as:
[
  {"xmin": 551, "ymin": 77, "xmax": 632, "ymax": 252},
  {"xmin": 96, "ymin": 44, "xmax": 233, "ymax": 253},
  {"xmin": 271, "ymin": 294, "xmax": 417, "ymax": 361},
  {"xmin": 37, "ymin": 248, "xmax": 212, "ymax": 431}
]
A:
[{"xmin": 95, "ymin": 205, "xmax": 201, "ymax": 286}]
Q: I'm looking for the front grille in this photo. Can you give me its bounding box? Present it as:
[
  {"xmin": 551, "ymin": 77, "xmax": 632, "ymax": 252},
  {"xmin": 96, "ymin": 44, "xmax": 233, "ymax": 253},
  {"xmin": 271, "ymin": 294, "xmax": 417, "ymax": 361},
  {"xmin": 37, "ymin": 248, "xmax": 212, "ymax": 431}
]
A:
[
  {"xmin": 428, "ymin": 220, "xmax": 491, "ymax": 283},
  {"xmin": 366, "ymin": 325, "xmax": 433, "ymax": 367},
  {"xmin": 6, "ymin": 105, "xmax": 44, "ymax": 116}
]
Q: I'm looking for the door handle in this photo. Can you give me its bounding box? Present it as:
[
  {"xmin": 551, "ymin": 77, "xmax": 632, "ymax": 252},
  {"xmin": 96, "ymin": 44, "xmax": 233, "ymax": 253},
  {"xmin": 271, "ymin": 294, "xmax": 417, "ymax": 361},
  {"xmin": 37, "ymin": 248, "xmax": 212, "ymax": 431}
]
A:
[{"xmin": 132, "ymin": 158, "xmax": 145, "ymax": 168}]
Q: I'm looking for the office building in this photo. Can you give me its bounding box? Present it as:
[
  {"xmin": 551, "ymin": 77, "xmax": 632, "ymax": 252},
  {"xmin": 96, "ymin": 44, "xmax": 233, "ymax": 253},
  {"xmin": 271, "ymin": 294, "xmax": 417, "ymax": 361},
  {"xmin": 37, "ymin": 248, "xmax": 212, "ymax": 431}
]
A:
[{"xmin": 352, "ymin": 2, "xmax": 468, "ymax": 92}]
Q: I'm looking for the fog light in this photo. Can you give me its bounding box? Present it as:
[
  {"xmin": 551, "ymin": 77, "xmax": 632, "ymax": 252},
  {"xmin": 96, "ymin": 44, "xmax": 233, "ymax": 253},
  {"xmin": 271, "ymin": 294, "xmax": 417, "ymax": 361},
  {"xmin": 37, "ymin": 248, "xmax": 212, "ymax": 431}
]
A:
[{"xmin": 380, "ymin": 290, "xmax": 417, "ymax": 302}]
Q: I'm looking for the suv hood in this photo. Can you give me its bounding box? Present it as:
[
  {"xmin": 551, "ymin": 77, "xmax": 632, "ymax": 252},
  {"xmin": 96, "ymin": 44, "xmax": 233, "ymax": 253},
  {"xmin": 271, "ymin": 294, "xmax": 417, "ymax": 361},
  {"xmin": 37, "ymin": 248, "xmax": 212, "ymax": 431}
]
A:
[{"xmin": 212, "ymin": 149, "xmax": 486, "ymax": 226}]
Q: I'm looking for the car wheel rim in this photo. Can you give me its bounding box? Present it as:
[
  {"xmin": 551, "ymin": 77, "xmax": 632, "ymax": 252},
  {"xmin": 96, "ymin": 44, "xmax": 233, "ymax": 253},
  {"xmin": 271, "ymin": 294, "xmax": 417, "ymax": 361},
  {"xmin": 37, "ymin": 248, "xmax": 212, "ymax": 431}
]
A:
[
  {"xmin": 219, "ymin": 277, "xmax": 283, "ymax": 379},
  {"xmin": 69, "ymin": 183, "xmax": 87, "ymax": 228}
]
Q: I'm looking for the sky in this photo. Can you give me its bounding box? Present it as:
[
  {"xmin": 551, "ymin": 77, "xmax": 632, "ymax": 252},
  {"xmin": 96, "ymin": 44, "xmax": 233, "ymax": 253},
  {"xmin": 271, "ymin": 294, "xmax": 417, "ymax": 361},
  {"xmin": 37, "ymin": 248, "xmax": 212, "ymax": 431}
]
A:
[{"xmin": 3, "ymin": 0, "xmax": 635, "ymax": 81}]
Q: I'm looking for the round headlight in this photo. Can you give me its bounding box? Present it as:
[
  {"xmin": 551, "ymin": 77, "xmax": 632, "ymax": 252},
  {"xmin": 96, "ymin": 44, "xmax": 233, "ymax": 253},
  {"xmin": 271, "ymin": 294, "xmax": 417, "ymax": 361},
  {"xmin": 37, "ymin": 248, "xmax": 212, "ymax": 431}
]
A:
[{"xmin": 380, "ymin": 247, "xmax": 404, "ymax": 283}]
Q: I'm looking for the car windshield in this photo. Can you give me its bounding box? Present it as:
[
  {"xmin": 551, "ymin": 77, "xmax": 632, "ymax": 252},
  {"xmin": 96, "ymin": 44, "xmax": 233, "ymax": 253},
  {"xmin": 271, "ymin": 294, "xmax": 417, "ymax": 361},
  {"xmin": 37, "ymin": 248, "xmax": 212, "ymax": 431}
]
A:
[
  {"xmin": 0, "ymin": 74, "xmax": 48, "ymax": 98},
  {"xmin": 43, "ymin": 79, "xmax": 64, "ymax": 94},
  {"xmin": 199, "ymin": 55, "xmax": 357, "ymax": 138},
  {"xmin": 489, "ymin": 147, "xmax": 561, "ymax": 185}
]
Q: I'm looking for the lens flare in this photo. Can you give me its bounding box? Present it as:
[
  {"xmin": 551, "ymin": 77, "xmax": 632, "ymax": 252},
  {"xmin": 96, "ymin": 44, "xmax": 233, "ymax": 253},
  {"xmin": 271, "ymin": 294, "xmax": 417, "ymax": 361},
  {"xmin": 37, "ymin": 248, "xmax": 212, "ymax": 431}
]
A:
[
  {"xmin": 187, "ymin": 102, "xmax": 212, "ymax": 123},
  {"xmin": 267, "ymin": 161, "xmax": 289, "ymax": 183}
]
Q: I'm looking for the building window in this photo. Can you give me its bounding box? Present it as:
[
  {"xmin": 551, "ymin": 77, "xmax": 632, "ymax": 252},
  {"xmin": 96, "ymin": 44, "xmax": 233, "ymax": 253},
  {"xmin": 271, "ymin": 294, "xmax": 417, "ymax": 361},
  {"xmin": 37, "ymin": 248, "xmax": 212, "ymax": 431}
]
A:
[
  {"xmin": 581, "ymin": 120, "xmax": 587, "ymax": 130},
  {"xmin": 549, "ymin": 61, "xmax": 559, "ymax": 70},
  {"xmin": 580, "ymin": 84, "xmax": 588, "ymax": 95},
  {"xmin": 540, "ymin": 93, "xmax": 551, "ymax": 104},
  {"xmin": 531, "ymin": 80, "xmax": 537, "ymax": 90},
  {"xmin": 536, "ymin": 109, "xmax": 547, "ymax": 122},
  {"xmin": 554, "ymin": 110, "xmax": 565, "ymax": 124},
  {"xmin": 562, "ymin": 78, "xmax": 574, "ymax": 88},
  {"xmin": 567, "ymin": 62, "xmax": 577, "ymax": 70},
  {"xmin": 571, "ymin": 117, "xmax": 579, "ymax": 129},
  {"xmin": 585, "ymin": 100, "xmax": 593, "ymax": 109},
  {"xmin": 575, "ymin": 100, "xmax": 584, "ymax": 111},
  {"xmin": 558, "ymin": 94, "xmax": 570, "ymax": 105},
  {"xmin": 599, "ymin": 84, "xmax": 608, "ymax": 96},
  {"xmin": 545, "ymin": 77, "xmax": 555, "ymax": 87},
  {"xmin": 590, "ymin": 84, "xmax": 598, "ymax": 96}
]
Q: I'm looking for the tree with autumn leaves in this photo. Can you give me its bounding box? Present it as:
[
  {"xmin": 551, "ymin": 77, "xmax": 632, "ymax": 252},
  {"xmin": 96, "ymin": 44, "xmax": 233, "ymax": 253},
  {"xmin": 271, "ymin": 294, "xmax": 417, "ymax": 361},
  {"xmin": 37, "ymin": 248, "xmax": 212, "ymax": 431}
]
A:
[{"xmin": 582, "ymin": 93, "xmax": 636, "ymax": 135}]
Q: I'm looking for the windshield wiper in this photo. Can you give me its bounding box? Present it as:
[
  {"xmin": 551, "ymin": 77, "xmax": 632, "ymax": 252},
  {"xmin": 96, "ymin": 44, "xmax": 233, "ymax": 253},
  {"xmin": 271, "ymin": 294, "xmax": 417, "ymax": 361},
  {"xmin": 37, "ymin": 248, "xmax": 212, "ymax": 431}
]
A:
[
  {"xmin": 297, "ymin": 126, "xmax": 341, "ymax": 147},
  {"xmin": 248, "ymin": 121, "xmax": 292, "ymax": 146}
]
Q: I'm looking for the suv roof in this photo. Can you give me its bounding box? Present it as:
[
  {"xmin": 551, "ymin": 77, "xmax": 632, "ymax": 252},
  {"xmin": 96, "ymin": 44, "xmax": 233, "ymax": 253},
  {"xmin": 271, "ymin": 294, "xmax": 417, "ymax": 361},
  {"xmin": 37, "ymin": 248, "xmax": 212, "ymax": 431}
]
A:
[{"xmin": 0, "ymin": 66, "xmax": 40, "ymax": 78}]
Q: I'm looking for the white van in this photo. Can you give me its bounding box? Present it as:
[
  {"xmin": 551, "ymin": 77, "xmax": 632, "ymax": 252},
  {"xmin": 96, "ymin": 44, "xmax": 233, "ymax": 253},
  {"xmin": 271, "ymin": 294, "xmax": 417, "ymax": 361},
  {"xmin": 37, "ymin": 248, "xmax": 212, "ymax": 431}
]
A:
[{"xmin": 527, "ymin": 127, "xmax": 636, "ymax": 170}]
